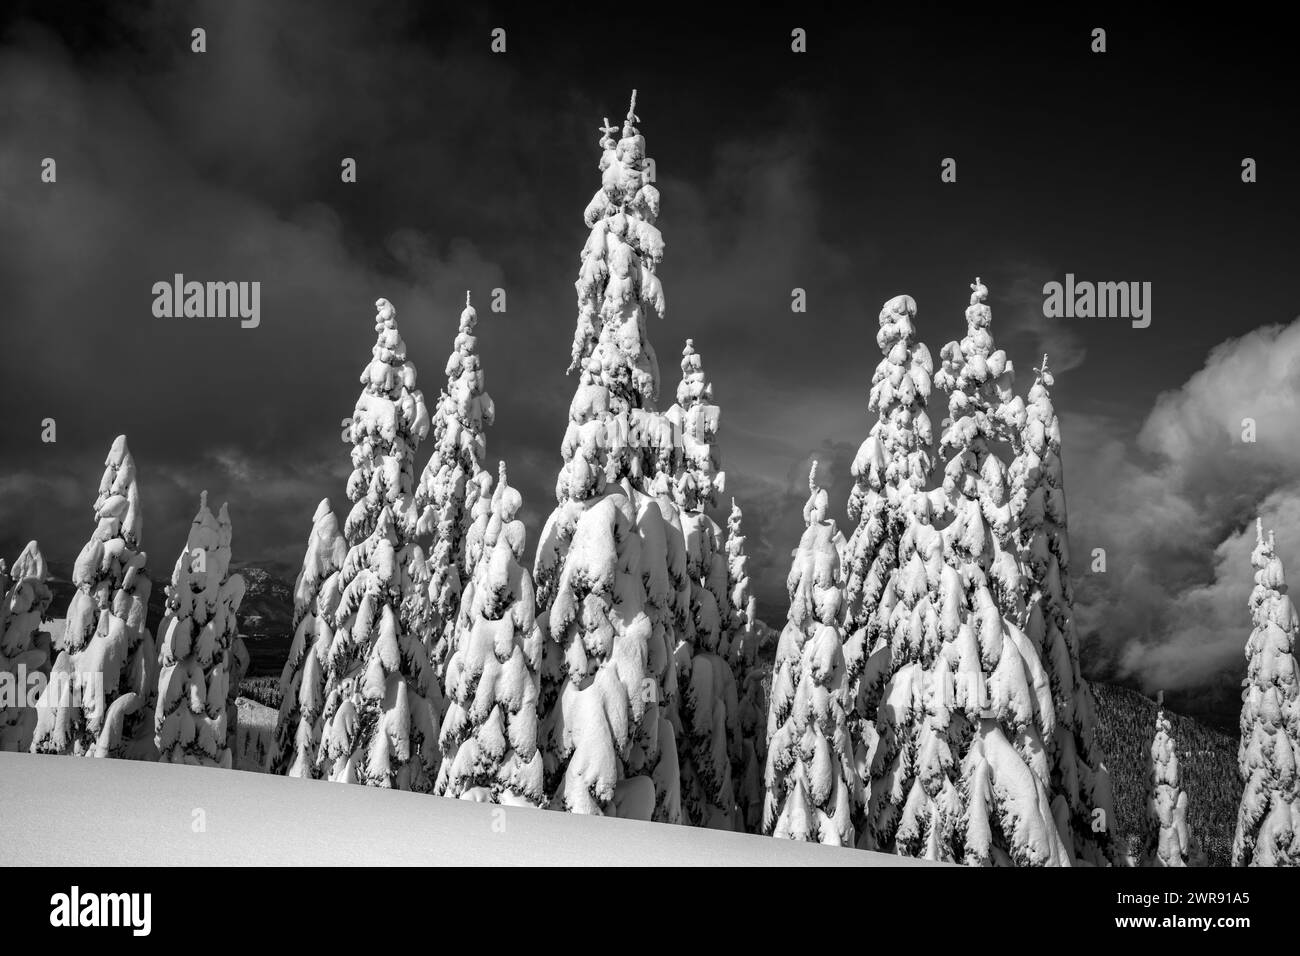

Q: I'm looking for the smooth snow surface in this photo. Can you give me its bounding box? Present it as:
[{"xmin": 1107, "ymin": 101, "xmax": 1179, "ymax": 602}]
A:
[{"xmin": 0, "ymin": 752, "xmax": 925, "ymax": 866}]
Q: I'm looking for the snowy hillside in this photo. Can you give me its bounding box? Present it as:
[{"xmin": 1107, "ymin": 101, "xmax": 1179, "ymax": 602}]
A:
[
  {"xmin": 1092, "ymin": 682, "xmax": 1239, "ymax": 866},
  {"xmin": 0, "ymin": 752, "xmax": 925, "ymax": 866}
]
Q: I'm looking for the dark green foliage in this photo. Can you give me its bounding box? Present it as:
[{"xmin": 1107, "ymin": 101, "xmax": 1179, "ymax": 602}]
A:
[{"xmin": 1092, "ymin": 681, "xmax": 1240, "ymax": 866}]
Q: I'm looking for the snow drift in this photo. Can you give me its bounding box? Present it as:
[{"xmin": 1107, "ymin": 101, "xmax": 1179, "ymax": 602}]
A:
[{"xmin": 0, "ymin": 751, "xmax": 927, "ymax": 866}]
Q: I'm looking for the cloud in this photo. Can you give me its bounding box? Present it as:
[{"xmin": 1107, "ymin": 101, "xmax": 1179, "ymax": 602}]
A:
[
  {"xmin": 1068, "ymin": 319, "xmax": 1300, "ymax": 718},
  {"xmin": 0, "ymin": 2, "xmax": 858, "ymax": 622},
  {"xmin": 998, "ymin": 258, "xmax": 1089, "ymax": 374}
]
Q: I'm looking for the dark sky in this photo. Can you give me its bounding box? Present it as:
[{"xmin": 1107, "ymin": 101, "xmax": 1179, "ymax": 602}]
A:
[{"xmin": 2, "ymin": 2, "xmax": 1297, "ymax": 731}]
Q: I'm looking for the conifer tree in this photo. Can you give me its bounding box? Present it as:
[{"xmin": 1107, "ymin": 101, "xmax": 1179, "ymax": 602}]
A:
[
  {"xmin": 726, "ymin": 499, "xmax": 766, "ymax": 832},
  {"xmin": 763, "ymin": 462, "xmax": 857, "ymax": 845},
  {"xmin": 316, "ymin": 297, "xmax": 441, "ymax": 790},
  {"xmin": 940, "ymin": 279, "xmax": 1066, "ymax": 865},
  {"xmin": 860, "ymin": 296, "xmax": 956, "ymax": 855},
  {"xmin": 1010, "ymin": 356, "xmax": 1116, "ymax": 864},
  {"xmin": 845, "ymin": 294, "xmax": 935, "ymax": 652},
  {"xmin": 847, "ymin": 294, "xmax": 935, "ymax": 834},
  {"xmin": 1232, "ymin": 519, "xmax": 1300, "ymax": 866},
  {"xmin": 270, "ymin": 499, "xmax": 347, "ymax": 777},
  {"xmin": 436, "ymin": 463, "xmax": 544, "ymax": 804},
  {"xmin": 1, "ymin": 543, "xmax": 52, "ymax": 752},
  {"xmin": 1144, "ymin": 699, "xmax": 1205, "ymax": 867},
  {"xmin": 33, "ymin": 438, "xmax": 157, "ymax": 758},
  {"xmin": 666, "ymin": 339, "xmax": 736, "ymax": 828},
  {"xmin": 866, "ymin": 488, "xmax": 953, "ymax": 855},
  {"xmin": 634, "ymin": 477, "xmax": 688, "ymax": 825},
  {"xmin": 415, "ymin": 292, "xmax": 495, "ymax": 681},
  {"xmin": 535, "ymin": 92, "xmax": 682, "ymax": 820},
  {"xmin": 154, "ymin": 492, "xmax": 248, "ymax": 767},
  {"xmin": 871, "ymin": 279, "xmax": 1067, "ymax": 865}
]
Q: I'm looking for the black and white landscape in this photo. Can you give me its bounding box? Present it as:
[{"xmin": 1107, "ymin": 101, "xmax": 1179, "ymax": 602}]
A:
[{"xmin": 1, "ymin": 3, "xmax": 1298, "ymax": 877}]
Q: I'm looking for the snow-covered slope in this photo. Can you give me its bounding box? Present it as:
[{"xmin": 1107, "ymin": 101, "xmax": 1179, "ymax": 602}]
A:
[{"xmin": 0, "ymin": 752, "xmax": 928, "ymax": 866}]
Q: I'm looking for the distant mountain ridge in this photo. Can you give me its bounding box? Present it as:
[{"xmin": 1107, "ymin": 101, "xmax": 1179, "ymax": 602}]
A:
[
  {"xmin": 43, "ymin": 556, "xmax": 296, "ymax": 678},
  {"xmin": 230, "ymin": 562, "xmax": 295, "ymax": 676}
]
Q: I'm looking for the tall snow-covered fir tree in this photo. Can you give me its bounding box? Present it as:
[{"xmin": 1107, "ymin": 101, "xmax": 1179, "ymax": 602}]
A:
[
  {"xmin": 534, "ymin": 92, "xmax": 684, "ymax": 821},
  {"xmin": 153, "ymin": 492, "xmax": 248, "ymax": 767},
  {"xmin": 864, "ymin": 488, "xmax": 953, "ymax": 855},
  {"xmin": 415, "ymin": 291, "xmax": 495, "ymax": 683},
  {"xmin": 847, "ymin": 293, "xmax": 935, "ymax": 836},
  {"xmin": 1010, "ymin": 355, "xmax": 1116, "ymax": 865},
  {"xmin": 270, "ymin": 499, "xmax": 347, "ymax": 777},
  {"xmin": 665, "ymin": 339, "xmax": 737, "ymax": 829},
  {"xmin": 870, "ymin": 279, "xmax": 1068, "ymax": 865},
  {"xmin": 1232, "ymin": 519, "xmax": 1300, "ymax": 866},
  {"xmin": 1143, "ymin": 700, "xmax": 1204, "ymax": 867},
  {"xmin": 844, "ymin": 294, "xmax": 934, "ymax": 647},
  {"xmin": 860, "ymin": 294, "xmax": 961, "ymax": 856},
  {"xmin": 763, "ymin": 462, "xmax": 857, "ymax": 845},
  {"xmin": 725, "ymin": 499, "xmax": 766, "ymax": 832},
  {"xmin": 436, "ymin": 462, "xmax": 544, "ymax": 804},
  {"xmin": 1, "ymin": 542, "xmax": 53, "ymax": 752},
  {"xmin": 941, "ymin": 279, "xmax": 1068, "ymax": 865},
  {"xmin": 32, "ymin": 437, "xmax": 157, "ymax": 759},
  {"xmin": 316, "ymin": 297, "xmax": 441, "ymax": 790}
]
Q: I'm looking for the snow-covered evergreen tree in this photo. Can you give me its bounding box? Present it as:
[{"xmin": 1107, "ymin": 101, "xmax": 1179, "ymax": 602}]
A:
[
  {"xmin": 844, "ymin": 293, "xmax": 934, "ymax": 649},
  {"xmin": 154, "ymin": 492, "xmax": 248, "ymax": 767},
  {"xmin": 316, "ymin": 297, "xmax": 441, "ymax": 790},
  {"xmin": 270, "ymin": 499, "xmax": 347, "ymax": 777},
  {"xmin": 32, "ymin": 437, "xmax": 157, "ymax": 759},
  {"xmin": 846, "ymin": 293, "xmax": 935, "ymax": 834},
  {"xmin": 1144, "ymin": 701, "xmax": 1204, "ymax": 867},
  {"xmin": 665, "ymin": 339, "xmax": 736, "ymax": 828},
  {"xmin": 1, "ymin": 543, "xmax": 52, "ymax": 752},
  {"xmin": 1010, "ymin": 356, "xmax": 1116, "ymax": 864},
  {"xmin": 936, "ymin": 279, "xmax": 1067, "ymax": 865},
  {"xmin": 535, "ymin": 92, "xmax": 682, "ymax": 821},
  {"xmin": 436, "ymin": 462, "xmax": 544, "ymax": 804},
  {"xmin": 860, "ymin": 295, "xmax": 956, "ymax": 855},
  {"xmin": 763, "ymin": 462, "xmax": 857, "ymax": 845},
  {"xmin": 869, "ymin": 279, "xmax": 1068, "ymax": 865},
  {"xmin": 725, "ymin": 499, "xmax": 766, "ymax": 832},
  {"xmin": 415, "ymin": 291, "xmax": 495, "ymax": 682},
  {"xmin": 865, "ymin": 487, "xmax": 953, "ymax": 855},
  {"xmin": 1232, "ymin": 518, "xmax": 1300, "ymax": 866}
]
